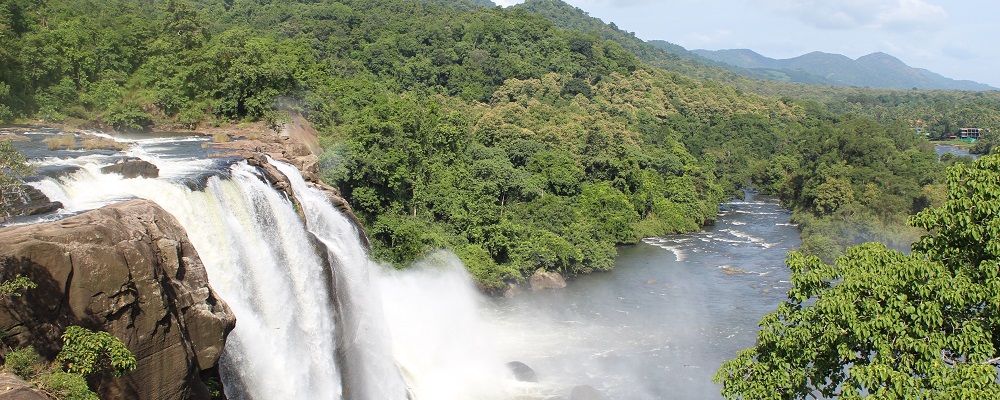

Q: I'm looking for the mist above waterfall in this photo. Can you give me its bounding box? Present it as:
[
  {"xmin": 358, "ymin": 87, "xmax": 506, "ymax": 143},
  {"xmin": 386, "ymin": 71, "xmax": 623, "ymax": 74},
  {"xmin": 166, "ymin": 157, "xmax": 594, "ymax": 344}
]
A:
[{"xmin": 379, "ymin": 251, "xmax": 511, "ymax": 400}]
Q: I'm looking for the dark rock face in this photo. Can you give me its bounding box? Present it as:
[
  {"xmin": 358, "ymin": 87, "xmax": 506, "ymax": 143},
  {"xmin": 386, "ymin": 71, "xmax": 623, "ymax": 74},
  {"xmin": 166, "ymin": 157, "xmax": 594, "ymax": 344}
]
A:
[
  {"xmin": 0, "ymin": 373, "xmax": 50, "ymax": 400},
  {"xmin": 530, "ymin": 268, "xmax": 567, "ymax": 291},
  {"xmin": 506, "ymin": 361, "xmax": 537, "ymax": 383},
  {"xmin": 0, "ymin": 200, "xmax": 236, "ymax": 400},
  {"xmin": 569, "ymin": 385, "xmax": 604, "ymax": 400},
  {"xmin": 100, "ymin": 157, "xmax": 159, "ymax": 179},
  {"xmin": 3, "ymin": 185, "xmax": 62, "ymax": 220}
]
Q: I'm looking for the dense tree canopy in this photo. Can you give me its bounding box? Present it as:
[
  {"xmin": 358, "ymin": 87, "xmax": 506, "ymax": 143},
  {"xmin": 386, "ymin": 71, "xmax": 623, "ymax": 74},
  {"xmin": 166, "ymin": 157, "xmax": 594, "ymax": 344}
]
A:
[
  {"xmin": 715, "ymin": 153, "xmax": 1000, "ymax": 399},
  {"xmin": 0, "ymin": 0, "xmax": 982, "ymax": 291}
]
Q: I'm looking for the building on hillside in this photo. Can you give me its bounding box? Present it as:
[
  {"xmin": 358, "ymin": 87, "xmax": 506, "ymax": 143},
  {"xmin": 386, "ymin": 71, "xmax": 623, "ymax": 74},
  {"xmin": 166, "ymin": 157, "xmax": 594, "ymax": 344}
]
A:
[{"xmin": 959, "ymin": 127, "xmax": 985, "ymax": 139}]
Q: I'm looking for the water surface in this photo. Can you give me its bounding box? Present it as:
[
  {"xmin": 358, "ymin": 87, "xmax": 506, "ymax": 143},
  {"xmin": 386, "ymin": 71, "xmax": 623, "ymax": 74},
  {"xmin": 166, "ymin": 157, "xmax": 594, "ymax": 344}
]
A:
[{"xmin": 488, "ymin": 197, "xmax": 800, "ymax": 399}]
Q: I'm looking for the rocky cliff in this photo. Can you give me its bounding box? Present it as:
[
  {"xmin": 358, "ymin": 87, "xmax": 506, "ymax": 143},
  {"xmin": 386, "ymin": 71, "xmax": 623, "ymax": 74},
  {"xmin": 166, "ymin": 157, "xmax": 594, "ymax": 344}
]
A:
[
  {"xmin": 208, "ymin": 112, "xmax": 370, "ymax": 247},
  {"xmin": 0, "ymin": 200, "xmax": 236, "ymax": 400}
]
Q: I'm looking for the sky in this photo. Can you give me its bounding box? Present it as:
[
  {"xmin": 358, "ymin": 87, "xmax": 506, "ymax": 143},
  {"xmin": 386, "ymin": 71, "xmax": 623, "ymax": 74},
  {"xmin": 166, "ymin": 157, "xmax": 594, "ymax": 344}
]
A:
[{"xmin": 494, "ymin": 0, "xmax": 1000, "ymax": 89}]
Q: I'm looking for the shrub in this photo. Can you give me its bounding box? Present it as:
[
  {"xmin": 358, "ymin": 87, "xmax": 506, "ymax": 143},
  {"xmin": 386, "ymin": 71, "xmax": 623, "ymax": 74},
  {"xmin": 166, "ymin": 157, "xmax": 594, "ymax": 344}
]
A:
[
  {"xmin": 4, "ymin": 346, "xmax": 41, "ymax": 379},
  {"xmin": 38, "ymin": 372, "xmax": 98, "ymax": 400},
  {"xmin": 0, "ymin": 274, "xmax": 37, "ymax": 297},
  {"xmin": 56, "ymin": 326, "xmax": 136, "ymax": 378}
]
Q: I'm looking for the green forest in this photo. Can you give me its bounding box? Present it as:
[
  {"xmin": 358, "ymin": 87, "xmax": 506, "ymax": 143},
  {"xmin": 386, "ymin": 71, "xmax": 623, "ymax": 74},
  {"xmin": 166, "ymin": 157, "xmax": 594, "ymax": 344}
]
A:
[
  {"xmin": 4, "ymin": 0, "xmax": 1000, "ymax": 397},
  {"xmin": 2, "ymin": 0, "xmax": 998, "ymax": 290}
]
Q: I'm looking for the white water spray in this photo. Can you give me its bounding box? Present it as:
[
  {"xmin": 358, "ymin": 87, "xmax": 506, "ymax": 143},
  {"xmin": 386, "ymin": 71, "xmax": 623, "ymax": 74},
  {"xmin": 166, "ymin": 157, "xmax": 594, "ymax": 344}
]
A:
[{"xmin": 26, "ymin": 136, "xmax": 526, "ymax": 400}]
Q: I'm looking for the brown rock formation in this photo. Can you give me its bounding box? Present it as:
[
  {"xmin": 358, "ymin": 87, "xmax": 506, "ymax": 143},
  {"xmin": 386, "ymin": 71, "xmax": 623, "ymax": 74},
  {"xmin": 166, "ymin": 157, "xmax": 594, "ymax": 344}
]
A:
[
  {"xmin": 100, "ymin": 157, "xmax": 160, "ymax": 179},
  {"xmin": 0, "ymin": 373, "xmax": 50, "ymax": 400},
  {"xmin": 208, "ymin": 112, "xmax": 370, "ymax": 248},
  {"xmin": 0, "ymin": 200, "xmax": 236, "ymax": 400},
  {"xmin": 529, "ymin": 268, "xmax": 567, "ymax": 291},
  {"xmin": 2, "ymin": 185, "xmax": 62, "ymax": 222}
]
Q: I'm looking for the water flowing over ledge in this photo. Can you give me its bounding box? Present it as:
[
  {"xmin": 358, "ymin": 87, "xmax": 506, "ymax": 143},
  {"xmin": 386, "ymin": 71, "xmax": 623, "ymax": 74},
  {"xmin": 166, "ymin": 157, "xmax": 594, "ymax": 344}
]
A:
[{"xmin": 8, "ymin": 129, "xmax": 805, "ymax": 399}]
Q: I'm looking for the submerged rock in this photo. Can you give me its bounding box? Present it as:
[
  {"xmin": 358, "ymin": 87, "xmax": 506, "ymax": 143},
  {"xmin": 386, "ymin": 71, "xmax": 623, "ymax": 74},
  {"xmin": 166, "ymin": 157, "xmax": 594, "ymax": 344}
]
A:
[
  {"xmin": 100, "ymin": 157, "xmax": 159, "ymax": 179},
  {"xmin": 530, "ymin": 268, "xmax": 567, "ymax": 291},
  {"xmin": 0, "ymin": 200, "xmax": 235, "ymax": 400},
  {"xmin": 506, "ymin": 361, "xmax": 537, "ymax": 382},
  {"xmin": 569, "ymin": 385, "xmax": 604, "ymax": 400}
]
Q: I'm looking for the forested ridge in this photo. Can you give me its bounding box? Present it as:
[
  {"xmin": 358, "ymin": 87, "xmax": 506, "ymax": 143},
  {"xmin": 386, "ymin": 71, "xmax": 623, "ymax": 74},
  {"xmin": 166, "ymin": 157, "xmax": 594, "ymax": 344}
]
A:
[{"xmin": 0, "ymin": 0, "xmax": 996, "ymax": 292}]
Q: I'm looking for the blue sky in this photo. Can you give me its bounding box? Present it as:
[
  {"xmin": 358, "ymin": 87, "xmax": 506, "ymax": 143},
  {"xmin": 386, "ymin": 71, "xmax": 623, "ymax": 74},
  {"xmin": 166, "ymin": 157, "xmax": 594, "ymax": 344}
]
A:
[{"xmin": 495, "ymin": 0, "xmax": 1000, "ymax": 89}]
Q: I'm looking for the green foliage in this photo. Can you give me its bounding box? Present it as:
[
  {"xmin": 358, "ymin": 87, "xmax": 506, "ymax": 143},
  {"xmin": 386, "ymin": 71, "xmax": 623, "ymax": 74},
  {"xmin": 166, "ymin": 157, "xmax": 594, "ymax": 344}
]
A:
[
  {"xmin": 0, "ymin": 274, "xmax": 37, "ymax": 297},
  {"xmin": 104, "ymin": 102, "xmax": 152, "ymax": 131},
  {"xmin": 0, "ymin": 0, "xmax": 966, "ymax": 289},
  {"xmin": 715, "ymin": 153, "xmax": 1000, "ymax": 398},
  {"xmin": 0, "ymin": 140, "xmax": 32, "ymax": 218},
  {"xmin": 4, "ymin": 346, "xmax": 41, "ymax": 379},
  {"xmin": 205, "ymin": 376, "xmax": 224, "ymax": 399},
  {"xmin": 38, "ymin": 372, "xmax": 99, "ymax": 400},
  {"xmin": 56, "ymin": 326, "xmax": 136, "ymax": 378}
]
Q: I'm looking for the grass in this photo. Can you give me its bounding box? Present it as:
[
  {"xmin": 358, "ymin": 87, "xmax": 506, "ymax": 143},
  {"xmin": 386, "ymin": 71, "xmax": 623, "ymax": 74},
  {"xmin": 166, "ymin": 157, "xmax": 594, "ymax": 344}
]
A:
[
  {"xmin": 43, "ymin": 134, "xmax": 76, "ymax": 150},
  {"xmin": 212, "ymin": 132, "xmax": 230, "ymax": 143},
  {"xmin": 81, "ymin": 136, "xmax": 127, "ymax": 151}
]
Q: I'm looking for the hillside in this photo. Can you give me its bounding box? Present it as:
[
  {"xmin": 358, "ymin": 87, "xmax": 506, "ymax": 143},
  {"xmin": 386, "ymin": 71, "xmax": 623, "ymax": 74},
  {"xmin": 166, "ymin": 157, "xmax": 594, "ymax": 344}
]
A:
[
  {"xmin": 1, "ymin": 0, "xmax": 998, "ymax": 288},
  {"xmin": 694, "ymin": 48, "xmax": 998, "ymax": 91}
]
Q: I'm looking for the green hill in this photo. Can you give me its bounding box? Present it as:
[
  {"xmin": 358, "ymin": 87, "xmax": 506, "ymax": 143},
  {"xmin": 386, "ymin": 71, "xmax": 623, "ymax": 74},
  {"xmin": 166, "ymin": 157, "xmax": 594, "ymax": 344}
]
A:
[{"xmin": 1, "ymin": 0, "xmax": 998, "ymax": 289}]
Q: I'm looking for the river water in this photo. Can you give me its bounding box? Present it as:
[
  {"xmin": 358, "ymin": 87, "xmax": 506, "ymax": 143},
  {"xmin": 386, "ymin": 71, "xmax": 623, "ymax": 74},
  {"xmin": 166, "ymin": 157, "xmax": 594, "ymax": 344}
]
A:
[
  {"xmin": 5, "ymin": 129, "xmax": 802, "ymax": 399},
  {"xmin": 487, "ymin": 196, "xmax": 800, "ymax": 399}
]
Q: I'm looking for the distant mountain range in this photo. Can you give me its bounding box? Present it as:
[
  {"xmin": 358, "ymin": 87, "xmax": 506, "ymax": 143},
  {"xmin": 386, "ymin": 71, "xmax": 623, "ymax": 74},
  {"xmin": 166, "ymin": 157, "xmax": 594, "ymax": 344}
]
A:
[
  {"xmin": 513, "ymin": 0, "xmax": 996, "ymax": 91},
  {"xmin": 693, "ymin": 49, "xmax": 998, "ymax": 91}
]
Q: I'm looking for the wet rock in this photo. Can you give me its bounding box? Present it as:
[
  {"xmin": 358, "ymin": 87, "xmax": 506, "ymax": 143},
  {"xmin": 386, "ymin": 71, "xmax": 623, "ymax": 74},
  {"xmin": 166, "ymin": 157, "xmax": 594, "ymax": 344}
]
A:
[
  {"xmin": 0, "ymin": 133, "xmax": 31, "ymax": 142},
  {"xmin": 502, "ymin": 282, "xmax": 524, "ymax": 298},
  {"xmin": 29, "ymin": 165, "xmax": 81, "ymax": 181},
  {"xmin": 100, "ymin": 157, "xmax": 159, "ymax": 179},
  {"xmin": 569, "ymin": 385, "xmax": 604, "ymax": 400},
  {"xmin": 0, "ymin": 200, "xmax": 236, "ymax": 400},
  {"xmin": 530, "ymin": 268, "xmax": 567, "ymax": 291},
  {"xmin": 506, "ymin": 361, "xmax": 537, "ymax": 382},
  {"xmin": 3, "ymin": 185, "xmax": 62, "ymax": 220}
]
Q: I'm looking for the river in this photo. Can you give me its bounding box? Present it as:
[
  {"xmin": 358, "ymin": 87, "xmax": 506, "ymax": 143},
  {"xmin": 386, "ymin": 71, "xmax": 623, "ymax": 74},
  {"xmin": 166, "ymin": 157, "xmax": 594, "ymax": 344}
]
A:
[
  {"xmin": 5, "ymin": 129, "xmax": 802, "ymax": 399},
  {"xmin": 486, "ymin": 196, "xmax": 800, "ymax": 399}
]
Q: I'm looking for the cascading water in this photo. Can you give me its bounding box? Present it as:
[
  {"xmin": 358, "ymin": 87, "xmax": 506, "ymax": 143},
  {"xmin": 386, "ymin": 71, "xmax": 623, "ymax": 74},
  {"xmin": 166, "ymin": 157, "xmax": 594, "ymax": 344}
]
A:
[
  {"xmin": 12, "ymin": 130, "xmax": 802, "ymax": 400},
  {"xmin": 33, "ymin": 156, "xmax": 346, "ymax": 399},
  {"xmin": 20, "ymin": 133, "xmax": 513, "ymax": 400}
]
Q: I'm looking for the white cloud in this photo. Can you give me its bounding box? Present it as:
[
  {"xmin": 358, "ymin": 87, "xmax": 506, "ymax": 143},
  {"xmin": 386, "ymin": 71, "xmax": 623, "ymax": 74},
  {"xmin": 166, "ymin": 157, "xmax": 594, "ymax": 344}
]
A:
[{"xmin": 763, "ymin": 0, "xmax": 947, "ymax": 31}]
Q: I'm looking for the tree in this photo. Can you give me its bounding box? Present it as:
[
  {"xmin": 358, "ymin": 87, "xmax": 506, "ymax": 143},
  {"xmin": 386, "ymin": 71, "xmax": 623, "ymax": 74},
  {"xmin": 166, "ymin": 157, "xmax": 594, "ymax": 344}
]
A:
[
  {"xmin": 714, "ymin": 153, "xmax": 1000, "ymax": 399},
  {"xmin": 0, "ymin": 140, "xmax": 32, "ymax": 219}
]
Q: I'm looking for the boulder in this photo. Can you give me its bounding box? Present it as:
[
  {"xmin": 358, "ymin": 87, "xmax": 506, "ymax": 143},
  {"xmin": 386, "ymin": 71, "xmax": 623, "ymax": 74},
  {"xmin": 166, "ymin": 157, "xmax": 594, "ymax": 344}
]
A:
[
  {"xmin": 530, "ymin": 268, "xmax": 567, "ymax": 291},
  {"xmin": 569, "ymin": 385, "xmax": 604, "ymax": 400},
  {"xmin": 0, "ymin": 373, "xmax": 50, "ymax": 400},
  {"xmin": 2, "ymin": 185, "xmax": 62, "ymax": 220},
  {"xmin": 506, "ymin": 361, "xmax": 537, "ymax": 382},
  {"xmin": 502, "ymin": 283, "xmax": 524, "ymax": 299},
  {"xmin": 0, "ymin": 200, "xmax": 236, "ymax": 400},
  {"xmin": 100, "ymin": 158, "xmax": 159, "ymax": 179}
]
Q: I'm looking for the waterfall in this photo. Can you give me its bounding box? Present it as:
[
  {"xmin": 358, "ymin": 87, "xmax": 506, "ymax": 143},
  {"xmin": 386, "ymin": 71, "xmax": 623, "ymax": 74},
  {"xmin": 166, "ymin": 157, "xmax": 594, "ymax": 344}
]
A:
[
  {"xmin": 36, "ymin": 158, "xmax": 346, "ymax": 399},
  {"xmin": 25, "ymin": 137, "xmax": 516, "ymax": 400}
]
